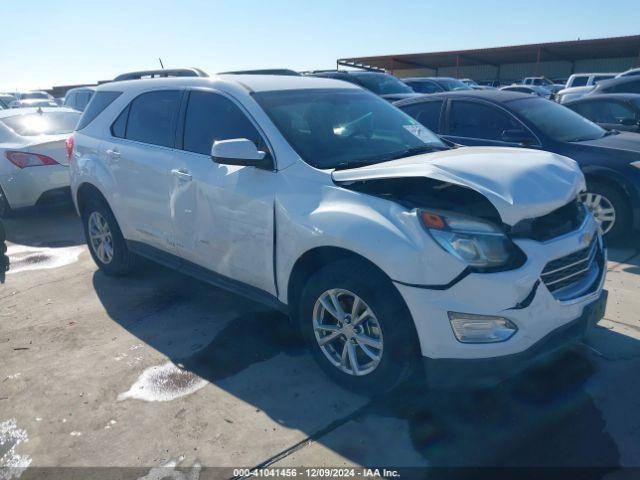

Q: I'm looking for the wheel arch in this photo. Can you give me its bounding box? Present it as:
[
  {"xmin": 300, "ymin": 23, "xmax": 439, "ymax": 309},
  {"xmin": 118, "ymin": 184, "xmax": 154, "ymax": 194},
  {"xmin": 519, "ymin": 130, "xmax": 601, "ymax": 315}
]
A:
[
  {"xmin": 75, "ymin": 182, "xmax": 110, "ymax": 217},
  {"xmin": 583, "ymin": 167, "xmax": 636, "ymax": 206},
  {"xmin": 286, "ymin": 246, "xmax": 405, "ymax": 328}
]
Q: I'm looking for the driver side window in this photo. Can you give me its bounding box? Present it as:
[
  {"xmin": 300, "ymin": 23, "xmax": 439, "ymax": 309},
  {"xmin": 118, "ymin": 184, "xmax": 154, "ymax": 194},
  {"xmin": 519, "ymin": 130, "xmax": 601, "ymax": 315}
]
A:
[
  {"xmin": 182, "ymin": 91, "xmax": 264, "ymax": 155},
  {"xmin": 448, "ymin": 100, "xmax": 522, "ymax": 141}
]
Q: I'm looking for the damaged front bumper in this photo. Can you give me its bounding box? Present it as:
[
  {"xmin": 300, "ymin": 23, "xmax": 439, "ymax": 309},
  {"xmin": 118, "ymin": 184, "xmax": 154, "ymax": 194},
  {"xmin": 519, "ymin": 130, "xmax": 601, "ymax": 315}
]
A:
[
  {"xmin": 423, "ymin": 289, "xmax": 607, "ymax": 390},
  {"xmin": 394, "ymin": 214, "xmax": 606, "ymax": 388}
]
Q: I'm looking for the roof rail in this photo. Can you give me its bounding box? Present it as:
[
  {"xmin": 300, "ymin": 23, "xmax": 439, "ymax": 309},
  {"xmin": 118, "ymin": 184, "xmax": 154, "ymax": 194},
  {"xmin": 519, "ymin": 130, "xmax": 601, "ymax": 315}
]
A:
[
  {"xmin": 113, "ymin": 68, "xmax": 209, "ymax": 82},
  {"xmin": 300, "ymin": 69, "xmax": 342, "ymax": 75},
  {"xmin": 218, "ymin": 69, "xmax": 300, "ymax": 76}
]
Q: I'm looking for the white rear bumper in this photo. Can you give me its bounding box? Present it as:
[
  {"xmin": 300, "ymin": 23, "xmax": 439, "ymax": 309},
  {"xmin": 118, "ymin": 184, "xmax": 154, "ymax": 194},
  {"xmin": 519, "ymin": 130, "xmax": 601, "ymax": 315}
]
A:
[{"xmin": 0, "ymin": 165, "xmax": 70, "ymax": 209}]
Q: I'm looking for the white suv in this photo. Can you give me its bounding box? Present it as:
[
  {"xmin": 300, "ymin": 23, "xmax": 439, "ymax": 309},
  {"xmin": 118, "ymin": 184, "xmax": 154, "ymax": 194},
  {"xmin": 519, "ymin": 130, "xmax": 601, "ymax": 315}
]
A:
[{"xmin": 69, "ymin": 75, "xmax": 607, "ymax": 393}]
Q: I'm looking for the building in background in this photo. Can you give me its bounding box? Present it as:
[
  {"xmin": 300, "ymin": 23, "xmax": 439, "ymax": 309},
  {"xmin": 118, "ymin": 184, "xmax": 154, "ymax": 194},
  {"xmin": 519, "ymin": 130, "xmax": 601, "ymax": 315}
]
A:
[{"xmin": 338, "ymin": 34, "xmax": 640, "ymax": 84}]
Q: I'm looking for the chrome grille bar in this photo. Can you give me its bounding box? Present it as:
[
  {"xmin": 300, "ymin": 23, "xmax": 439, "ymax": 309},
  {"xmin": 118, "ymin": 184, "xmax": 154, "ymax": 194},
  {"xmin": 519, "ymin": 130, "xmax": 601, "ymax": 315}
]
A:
[{"xmin": 541, "ymin": 240, "xmax": 598, "ymax": 278}]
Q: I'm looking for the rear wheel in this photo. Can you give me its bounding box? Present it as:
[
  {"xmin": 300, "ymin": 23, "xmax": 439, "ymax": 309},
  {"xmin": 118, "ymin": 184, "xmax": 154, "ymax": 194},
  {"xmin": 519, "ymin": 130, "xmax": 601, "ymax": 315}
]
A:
[
  {"xmin": 581, "ymin": 182, "xmax": 629, "ymax": 240},
  {"xmin": 81, "ymin": 197, "xmax": 136, "ymax": 275},
  {"xmin": 299, "ymin": 259, "xmax": 420, "ymax": 395}
]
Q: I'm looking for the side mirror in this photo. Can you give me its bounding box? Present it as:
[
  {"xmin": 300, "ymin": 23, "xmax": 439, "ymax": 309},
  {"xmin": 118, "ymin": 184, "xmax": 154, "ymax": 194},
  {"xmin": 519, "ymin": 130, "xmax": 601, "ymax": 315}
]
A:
[
  {"xmin": 502, "ymin": 129, "xmax": 536, "ymax": 145},
  {"xmin": 211, "ymin": 138, "xmax": 271, "ymax": 169}
]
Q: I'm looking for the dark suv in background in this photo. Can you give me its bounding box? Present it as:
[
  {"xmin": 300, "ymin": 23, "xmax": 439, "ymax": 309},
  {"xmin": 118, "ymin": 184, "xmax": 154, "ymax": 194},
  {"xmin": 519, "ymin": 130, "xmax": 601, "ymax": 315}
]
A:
[
  {"xmin": 402, "ymin": 77, "xmax": 472, "ymax": 94},
  {"xmin": 395, "ymin": 90, "xmax": 640, "ymax": 240},
  {"xmin": 306, "ymin": 70, "xmax": 420, "ymax": 102},
  {"xmin": 565, "ymin": 94, "xmax": 640, "ymax": 134}
]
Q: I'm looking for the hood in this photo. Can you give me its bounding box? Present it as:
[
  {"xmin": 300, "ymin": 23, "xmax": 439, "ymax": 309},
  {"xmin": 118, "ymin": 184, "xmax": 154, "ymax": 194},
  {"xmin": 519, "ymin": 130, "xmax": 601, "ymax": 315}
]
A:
[
  {"xmin": 575, "ymin": 131, "xmax": 640, "ymax": 153},
  {"xmin": 332, "ymin": 147, "xmax": 585, "ymax": 226},
  {"xmin": 380, "ymin": 93, "xmax": 423, "ymax": 102}
]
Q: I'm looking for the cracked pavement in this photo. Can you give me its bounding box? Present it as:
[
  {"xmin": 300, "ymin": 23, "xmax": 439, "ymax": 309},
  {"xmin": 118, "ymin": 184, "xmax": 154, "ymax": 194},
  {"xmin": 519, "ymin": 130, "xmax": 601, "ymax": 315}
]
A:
[{"xmin": 1, "ymin": 206, "xmax": 639, "ymax": 478}]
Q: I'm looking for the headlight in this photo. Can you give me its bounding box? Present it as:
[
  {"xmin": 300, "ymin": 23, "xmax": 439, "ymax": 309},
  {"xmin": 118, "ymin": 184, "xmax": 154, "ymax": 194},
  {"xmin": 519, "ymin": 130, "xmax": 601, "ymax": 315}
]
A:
[
  {"xmin": 631, "ymin": 161, "xmax": 640, "ymax": 170},
  {"xmin": 419, "ymin": 210, "xmax": 524, "ymax": 270}
]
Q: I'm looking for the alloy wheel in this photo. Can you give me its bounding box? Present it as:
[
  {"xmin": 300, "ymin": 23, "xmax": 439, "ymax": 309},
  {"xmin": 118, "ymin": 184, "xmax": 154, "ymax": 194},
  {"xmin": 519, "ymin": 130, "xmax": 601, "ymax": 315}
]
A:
[
  {"xmin": 581, "ymin": 192, "xmax": 616, "ymax": 235},
  {"xmin": 88, "ymin": 211, "xmax": 114, "ymax": 264},
  {"xmin": 312, "ymin": 289, "xmax": 384, "ymax": 376}
]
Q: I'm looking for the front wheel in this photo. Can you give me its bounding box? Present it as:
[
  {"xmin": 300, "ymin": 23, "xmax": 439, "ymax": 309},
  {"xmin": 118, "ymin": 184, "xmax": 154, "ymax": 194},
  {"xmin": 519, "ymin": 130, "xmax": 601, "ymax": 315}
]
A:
[
  {"xmin": 81, "ymin": 197, "xmax": 136, "ymax": 275},
  {"xmin": 299, "ymin": 259, "xmax": 420, "ymax": 396},
  {"xmin": 581, "ymin": 182, "xmax": 629, "ymax": 240}
]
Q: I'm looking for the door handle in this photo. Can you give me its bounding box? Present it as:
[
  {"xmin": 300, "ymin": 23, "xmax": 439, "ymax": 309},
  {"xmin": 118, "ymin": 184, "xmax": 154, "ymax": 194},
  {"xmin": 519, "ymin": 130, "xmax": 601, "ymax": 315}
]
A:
[
  {"xmin": 106, "ymin": 149, "xmax": 121, "ymax": 158},
  {"xmin": 171, "ymin": 168, "xmax": 192, "ymax": 181}
]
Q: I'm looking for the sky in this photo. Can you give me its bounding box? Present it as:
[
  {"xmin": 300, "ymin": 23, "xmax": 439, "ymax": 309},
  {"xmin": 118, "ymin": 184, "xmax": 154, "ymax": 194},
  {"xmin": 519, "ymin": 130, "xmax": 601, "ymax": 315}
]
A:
[{"xmin": 0, "ymin": 0, "xmax": 638, "ymax": 91}]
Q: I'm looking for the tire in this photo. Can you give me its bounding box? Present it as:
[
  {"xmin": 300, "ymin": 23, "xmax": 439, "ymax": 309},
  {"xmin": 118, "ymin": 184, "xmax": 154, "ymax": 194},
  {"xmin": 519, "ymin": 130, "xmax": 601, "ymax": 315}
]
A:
[
  {"xmin": 298, "ymin": 259, "xmax": 420, "ymax": 396},
  {"xmin": 0, "ymin": 186, "xmax": 11, "ymax": 218},
  {"xmin": 81, "ymin": 196, "xmax": 136, "ymax": 275},
  {"xmin": 582, "ymin": 181, "xmax": 630, "ymax": 241}
]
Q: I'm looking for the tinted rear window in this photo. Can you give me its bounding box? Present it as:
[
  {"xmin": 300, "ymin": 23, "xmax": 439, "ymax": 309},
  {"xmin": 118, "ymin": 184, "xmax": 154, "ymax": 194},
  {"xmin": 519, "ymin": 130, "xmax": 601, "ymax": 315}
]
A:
[
  {"xmin": 1, "ymin": 112, "xmax": 80, "ymax": 136},
  {"xmin": 76, "ymin": 91, "xmax": 121, "ymax": 130}
]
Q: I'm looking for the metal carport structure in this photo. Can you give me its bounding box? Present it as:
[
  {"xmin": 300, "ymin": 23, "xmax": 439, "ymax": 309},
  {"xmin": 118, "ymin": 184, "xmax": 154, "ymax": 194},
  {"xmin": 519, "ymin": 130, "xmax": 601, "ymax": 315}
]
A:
[{"xmin": 338, "ymin": 35, "xmax": 640, "ymax": 83}]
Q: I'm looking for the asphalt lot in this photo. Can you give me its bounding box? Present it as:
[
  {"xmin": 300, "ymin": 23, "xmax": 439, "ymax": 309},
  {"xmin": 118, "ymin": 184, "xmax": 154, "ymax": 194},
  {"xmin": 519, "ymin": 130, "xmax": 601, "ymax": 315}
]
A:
[{"xmin": 1, "ymin": 205, "xmax": 639, "ymax": 479}]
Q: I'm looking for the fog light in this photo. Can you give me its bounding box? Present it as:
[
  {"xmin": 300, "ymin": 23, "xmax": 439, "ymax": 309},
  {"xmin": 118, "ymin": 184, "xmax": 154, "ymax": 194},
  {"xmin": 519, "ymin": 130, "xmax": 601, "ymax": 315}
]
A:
[{"xmin": 448, "ymin": 312, "xmax": 517, "ymax": 343}]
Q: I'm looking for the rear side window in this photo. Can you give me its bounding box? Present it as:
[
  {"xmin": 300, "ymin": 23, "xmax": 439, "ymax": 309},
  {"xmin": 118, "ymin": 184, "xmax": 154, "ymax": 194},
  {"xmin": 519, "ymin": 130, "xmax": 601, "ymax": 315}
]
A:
[
  {"xmin": 111, "ymin": 105, "xmax": 129, "ymax": 138},
  {"xmin": 1, "ymin": 111, "xmax": 80, "ymax": 136},
  {"xmin": 182, "ymin": 91, "xmax": 263, "ymax": 155},
  {"xmin": 76, "ymin": 91, "xmax": 122, "ymax": 130},
  {"xmin": 448, "ymin": 101, "xmax": 521, "ymax": 140},
  {"xmin": 125, "ymin": 90, "xmax": 182, "ymax": 147},
  {"xmin": 401, "ymin": 100, "xmax": 444, "ymax": 132}
]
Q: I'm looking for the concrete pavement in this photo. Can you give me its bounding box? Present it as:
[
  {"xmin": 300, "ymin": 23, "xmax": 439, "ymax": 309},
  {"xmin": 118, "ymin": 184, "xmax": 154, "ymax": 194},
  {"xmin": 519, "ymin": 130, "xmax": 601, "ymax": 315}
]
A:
[{"xmin": 1, "ymin": 206, "xmax": 639, "ymax": 478}]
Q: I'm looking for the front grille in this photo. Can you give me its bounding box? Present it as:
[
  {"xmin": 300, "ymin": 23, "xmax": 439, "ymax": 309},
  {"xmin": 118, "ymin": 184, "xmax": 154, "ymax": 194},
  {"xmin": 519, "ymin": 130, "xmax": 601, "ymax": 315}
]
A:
[
  {"xmin": 511, "ymin": 199, "xmax": 587, "ymax": 242},
  {"xmin": 541, "ymin": 238, "xmax": 603, "ymax": 300}
]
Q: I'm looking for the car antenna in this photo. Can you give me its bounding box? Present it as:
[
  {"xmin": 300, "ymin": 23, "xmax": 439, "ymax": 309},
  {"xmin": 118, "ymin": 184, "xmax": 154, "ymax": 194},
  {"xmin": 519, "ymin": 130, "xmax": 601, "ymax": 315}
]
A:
[
  {"xmin": 36, "ymin": 107, "xmax": 43, "ymax": 114},
  {"xmin": 158, "ymin": 57, "xmax": 165, "ymax": 69}
]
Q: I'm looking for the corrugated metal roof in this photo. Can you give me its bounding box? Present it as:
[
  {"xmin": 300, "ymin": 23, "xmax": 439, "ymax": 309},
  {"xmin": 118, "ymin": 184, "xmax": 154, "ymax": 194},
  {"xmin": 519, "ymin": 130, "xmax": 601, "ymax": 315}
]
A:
[{"xmin": 339, "ymin": 35, "xmax": 640, "ymax": 71}]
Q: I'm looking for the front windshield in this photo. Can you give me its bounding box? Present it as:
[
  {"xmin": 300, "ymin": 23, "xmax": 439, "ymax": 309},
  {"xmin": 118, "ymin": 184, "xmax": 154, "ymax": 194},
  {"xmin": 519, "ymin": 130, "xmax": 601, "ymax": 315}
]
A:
[
  {"xmin": 438, "ymin": 79, "xmax": 472, "ymax": 91},
  {"xmin": 509, "ymin": 97, "xmax": 606, "ymax": 142},
  {"xmin": 253, "ymin": 88, "xmax": 447, "ymax": 169},
  {"xmin": 350, "ymin": 73, "xmax": 414, "ymax": 95}
]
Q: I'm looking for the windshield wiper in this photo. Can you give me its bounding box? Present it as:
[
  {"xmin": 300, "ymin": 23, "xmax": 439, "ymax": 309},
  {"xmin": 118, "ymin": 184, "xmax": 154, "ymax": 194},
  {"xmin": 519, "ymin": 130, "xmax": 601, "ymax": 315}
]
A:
[
  {"xmin": 383, "ymin": 144, "xmax": 450, "ymax": 161},
  {"xmin": 332, "ymin": 144, "xmax": 449, "ymax": 171}
]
